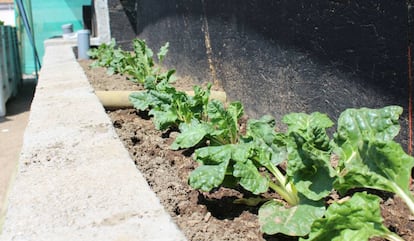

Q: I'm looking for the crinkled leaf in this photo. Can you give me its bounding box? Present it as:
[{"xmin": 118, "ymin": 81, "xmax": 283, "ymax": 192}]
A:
[
  {"xmin": 334, "ymin": 106, "xmax": 414, "ymax": 213},
  {"xmin": 149, "ymin": 108, "xmax": 177, "ymax": 130},
  {"xmin": 194, "ymin": 145, "xmax": 233, "ymax": 165},
  {"xmin": 284, "ymin": 112, "xmax": 335, "ymax": 201},
  {"xmin": 171, "ymin": 119, "xmax": 213, "ymax": 150},
  {"xmin": 231, "ymin": 143, "xmax": 253, "ymax": 162},
  {"xmin": 246, "ymin": 115, "xmax": 277, "ymax": 145},
  {"xmin": 301, "ymin": 192, "xmax": 398, "ymax": 241},
  {"xmin": 246, "ymin": 116, "xmax": 288, "ymax": 167},
  {"xmin": 149, "ymin": 89, "xmax": 173, "ymax": 104},
  {"xmin": 259, "ymin": 199, "xmax": 325, "ymax": 236},
  {"xmin": 233, "ymin": 159, "xmax": 269, "ymax": 194},
  {"xmin": 287, "ymin": 139, "xmax": 335, "ymax": 201},
  {"xmin": 335, "ymin": 140, "xmax": 414, "ymax": 199},
  {"xmin": 189, "ymin": 159, "xmax": 230, "ymax": 192},
  {"xmin": 206, "ymin": 100, "xmax": 243, "ymax": 144},
  {"xmin": 129, "ymin": 91, "xmax": 153, "ymax": 110},
  {"xmin": 335, "ymin": 106, "xmax": 402, "ymax": 144},
  {"xmin": 207, "ymin": 99, "xmax": 227, "ymax": 121},
  {"xmin": 283, "ymin": 112, "xmax": 334, "ymax": 135}
]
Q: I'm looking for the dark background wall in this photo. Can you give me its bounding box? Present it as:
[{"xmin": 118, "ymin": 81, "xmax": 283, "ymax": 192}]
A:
[{"xmin": 108, "ymin": 0, "xmax": 412, "ymax": 150}]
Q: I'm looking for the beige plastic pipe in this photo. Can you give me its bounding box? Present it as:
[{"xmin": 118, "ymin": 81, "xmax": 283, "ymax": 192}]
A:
[{"xmin": 95, "ymin": 90, "xmax": 227, "ymax": 109}]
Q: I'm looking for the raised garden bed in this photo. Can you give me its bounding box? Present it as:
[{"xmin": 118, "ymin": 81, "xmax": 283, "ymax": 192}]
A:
[{"xmin": 78, "ymin": 41, "xmax": 414, "ymax": 240}]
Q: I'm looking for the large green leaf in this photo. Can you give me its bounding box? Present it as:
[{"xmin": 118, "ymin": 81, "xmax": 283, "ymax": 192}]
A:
[
  {"xmin": 283, "ymin": 112, "xmax": 334, "ymax": 135},
  {"xmin": 194, "ymin": 145, "xmax": 233, "ymax": 165},
  {"xmin": 287, "ymin": 140, "xmax": 335, "ymax": 201},
  {"xmin": 302, "ymin": 192, "xmax": 401, "ymax": 241},
  {"xmin": 246, "ymin": 115, "xmax": 277, "ymax": 145},
  {"xmin": 129, "ymin": 91, "xmax": 153, "ymax": 110},
  {"xmin": 149, "ymin": 108, "xmax": 178, "ymax": 130},
  {"xmin": 283, "ymin": 112, "xmax": 335, "ymax": 201},
  {"xmin": 335, "ymin": 106, "xmax": 402, "ymax": 144},
  {"xmin": 233, "ymin": 159, "xmax": 269, "ymax": 194},
  {"xmin": 259, "ymin": 199, "xmax": 325, "ymax": 236},
  {"xmin": 171, "ymin": 119, "xmax": 213, "ymax": 150},
  {"xmin": 334, "ymin": 106, "xmax": 414, "ymax": 213},
  {"xmin": 189, "ymin": 160, "xmax": 230, "ymax": 192},
  {"xmin": 334, "ymin": 140, "xmax": 414, "ymax": 202},
  {"xmin": 246, "ymin": 116, "xmax": 289, "ymax": 168},
  {"xmin": 207, "ymin": 99, "xmax": 227, "ymax": 122},
  {"xmin": 231, "ymin": 143, "xmax": 253, "ymax": 162}
]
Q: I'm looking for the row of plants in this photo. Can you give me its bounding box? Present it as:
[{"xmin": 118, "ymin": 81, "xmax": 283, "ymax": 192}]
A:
[
  {"xmin": 88, "ymin": 38, "xmax": 175, "ymax": 84},
  {"xmin": 89, "ymin": 38, "xmax": 414, "ymax": 241}
]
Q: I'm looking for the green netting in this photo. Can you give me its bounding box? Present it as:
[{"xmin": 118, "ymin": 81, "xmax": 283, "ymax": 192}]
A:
[{"xmin": 18, "ymin": 0, "xmax": 90, "ymax": 74}]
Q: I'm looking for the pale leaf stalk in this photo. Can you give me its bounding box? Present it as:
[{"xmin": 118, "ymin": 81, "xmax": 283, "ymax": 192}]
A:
[
  {"xmin": 382, "ymin": 232, "xmax": 405, "ymax": 241},
  {"xmin": 266, "ymin": 163, "xmax": 300, "ymax": 206},
  {"xmin": 391, "ymin": 183, "xmax": 414, "ymax": 215}
]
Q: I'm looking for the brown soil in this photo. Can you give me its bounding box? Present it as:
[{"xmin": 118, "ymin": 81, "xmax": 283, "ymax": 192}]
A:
[{"xmin": 79, "ymin": 59, "xmax": 414, "ymax": 241}]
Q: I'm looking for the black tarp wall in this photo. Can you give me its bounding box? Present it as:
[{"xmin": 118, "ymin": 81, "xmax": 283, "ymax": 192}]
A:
[{"xmin": 108, "ymin": 0, "xmax": 412, "ymax": 150}]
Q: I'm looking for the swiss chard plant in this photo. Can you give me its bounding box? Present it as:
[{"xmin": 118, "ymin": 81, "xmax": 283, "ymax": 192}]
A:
[
  {"xmin": 332, "ymin": 106, "xmax": 414, "ymax": 214},
  {"xmin": 188, "ymin": 114, "xmax": 327, "ymax": 236},
  {"xmin": 88, "ymin": 39, "xmax": 120, "ymax": 74},
  {"xmin": 129, "ymin": 81, "xmax": 212, "ymax": 130},
  {"xmin": 302, "ymin": 192, "xmax": 405, "ymax": 241},
  {"xmin": 171, "ymin": 99, "xmax": 244, "ymax": 149},
  {"xmin": 88, "ymin": 38, "xmax": 176, "ymax": 85},
  {"xmin": 125, "ymin": 39, "xmax": 175, "ymax": 85},
  {"xmin": 187, "ymin": 106, "xmax": 413, "ymax": 240},
  {"xmin": 263, "ymin": 107, "xmax": 413, "ymax": 240}
]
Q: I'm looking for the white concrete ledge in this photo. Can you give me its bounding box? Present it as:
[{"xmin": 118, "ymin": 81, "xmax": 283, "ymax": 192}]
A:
[{"xmin": 0, "ymin": 40, "xmax": 186, "ymax": 241}]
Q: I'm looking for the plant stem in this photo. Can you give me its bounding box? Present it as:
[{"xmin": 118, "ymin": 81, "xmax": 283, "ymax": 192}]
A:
[
  {"xmin": 383, "ymin": 232, "xmax": 405, "ymax": 241},
  {"xmin": 267, "ymin": 164, "xmax": 299, "ymax": 205},
  {"xmin": 392, "ymin": 183, "xmax": 414, "ymax": 215},
  {"xmin": 268, "ymin": 181, "xmax": 299, "ymax": 206}
]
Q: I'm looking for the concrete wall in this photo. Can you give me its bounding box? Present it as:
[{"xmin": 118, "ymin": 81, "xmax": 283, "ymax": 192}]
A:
[{"xmin": 108, "ymin": 0, "xmax": 412, "ymax": 149}]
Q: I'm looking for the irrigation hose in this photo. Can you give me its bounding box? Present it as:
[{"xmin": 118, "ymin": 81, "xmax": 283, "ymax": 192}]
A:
[{"xmin": 95, "ymin": 90, "xmax": 227, "ymax": 110}]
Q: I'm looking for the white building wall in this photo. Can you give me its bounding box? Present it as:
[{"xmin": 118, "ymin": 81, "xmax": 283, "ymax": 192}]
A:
[{"xmin": 0, "ymin": 3, "xmax": 15, "ymax": 26}]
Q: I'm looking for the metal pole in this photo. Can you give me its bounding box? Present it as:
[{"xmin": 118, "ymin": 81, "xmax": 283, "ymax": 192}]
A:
[{"xmin": 15, "ymin": 0, "xmax": 41, "ymax": 79}]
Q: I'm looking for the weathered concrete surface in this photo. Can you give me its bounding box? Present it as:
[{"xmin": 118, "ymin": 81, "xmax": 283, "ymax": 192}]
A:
[{"xmin": 0, "ymin": 40, "xmax": 186, "ymax": 241}]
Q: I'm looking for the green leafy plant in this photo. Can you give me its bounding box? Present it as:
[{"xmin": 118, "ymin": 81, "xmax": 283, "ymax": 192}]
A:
[
  {"xmin": 187, "ymin": 114, "xmax": 328, "ymax": 236},
  {"xmin": 333, "ymin": 106, "xmax": 414, "ymax": 214},
  {"xmin": 125, "ymin": 39, "xmax": 175, "ymax": 84},
  {"xmin": 302, "ymin": 192, "xmax": 404, "ymax": 241},
  {"xmin": 187, "ymin": 106, "xmax": 413, "ymax": 239},
  {"xmin": 260, "ymin": 107, "xmax": 413, "ymax": 239},
  {"xmin": 129, "ymin": 81, "xmax": 212, "ymax": 130},
  {"xmin": 88, "ymin": 39, "xmax": 119, "ymax": 74},
  {"xmin": 88, "ymin": 38, "xmax": 175, "ymax": 85},
  {"xmin": 171, "ymin": 100, "xmax": 244, "ymax": 149}
]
